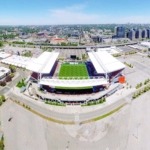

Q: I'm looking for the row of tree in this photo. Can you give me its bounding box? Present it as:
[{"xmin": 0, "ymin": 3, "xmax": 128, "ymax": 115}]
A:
[
  {"xmin": 0, "ymin": 34, "xmax": 17, "ymax": 40},
  {"xmin": 0, "ymin": 95, "xmax": 5, "ymax": 106},
  {"xmin": 136, "ymin": 79, "xmax": 150, "ymax": 89},
  {"xmin": 82, "ymin": 97, "xmax": 106, "ymax": 106},
  {"xmin": 132, "ymin": 85, "xmax": 150, "ymax": 99},
  {"xmin": 124, "ymin": 62, "xmax": 133, "ymax": 68},
  {"xmin": 0, "ymin": 135, "xmax": 4, "ymax": 150},
  {"xmin": 0, "ymin": 41, "xmax": 3, "ymax": 47}
]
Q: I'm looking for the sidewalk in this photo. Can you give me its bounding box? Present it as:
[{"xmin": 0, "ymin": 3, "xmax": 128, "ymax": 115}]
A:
[{"xmin": 9, "ymin": 86, "xmax": 135, "ymax": 114}]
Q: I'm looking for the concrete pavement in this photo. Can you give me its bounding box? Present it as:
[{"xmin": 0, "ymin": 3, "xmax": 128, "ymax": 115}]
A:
[
  {"xmin": 7, "ymin": 86, "xmax": 135, "ymax": 123},
  {"xmin": 2, "ymin": 92, "xmax": 150, "ymax": 150}
]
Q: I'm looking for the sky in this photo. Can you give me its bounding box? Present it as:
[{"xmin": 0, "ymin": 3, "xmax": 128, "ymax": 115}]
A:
[{"xmin": 0, "ymin": 0, "xmax": 150, "ymax": 25}]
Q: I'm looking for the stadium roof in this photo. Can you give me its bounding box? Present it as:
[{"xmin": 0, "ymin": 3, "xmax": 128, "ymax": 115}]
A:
[
  {"xmin": 1, "ymin": 55, "xmax": 32, "ymax": 68},
  {"xmin": 40, "ymin": 78, "xmax": 108, "ymax": 87},
  {"xmin": 26, "ymin": 52, "xmax": 59, "ymax": 74},
  {"xmin": 88, "ymin": 51, "xmax": 125, "ymax": 74}
]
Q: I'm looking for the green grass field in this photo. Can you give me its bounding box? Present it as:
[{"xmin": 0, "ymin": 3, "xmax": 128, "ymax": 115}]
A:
[
  {"xmin": 59, "ymin": 63, "xmax": 89, "ymax": 79},
  {"xmin": 55, "ymin": 86, "xmax": 92, "ymax": 90}
]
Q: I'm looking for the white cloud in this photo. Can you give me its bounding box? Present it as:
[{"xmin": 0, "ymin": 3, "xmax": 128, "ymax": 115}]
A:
[
  {"xmin": 47, "ymin": 4, "xmax": 104, "ymax": 24},
  {"xmin": 0, "ymin": 4, "xmax": 150, "ymax": 25},
  {"xmin": 63, "ymin": 4, "xmax": 87, "ymax": 11},
  {"xmin": 117, "ymin": 16, "xmax": 150, "ymax": 24},
  {"xmin": 0, "ymin": 17, "xmax": 18, "ymax": 25},
  {"xmin": 0, "ymin": 4, "xmax": 104, "ymax": 25}
]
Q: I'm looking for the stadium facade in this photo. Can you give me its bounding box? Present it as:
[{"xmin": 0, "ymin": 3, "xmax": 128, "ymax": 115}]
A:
[{"xmin": 26, "ymin": 50, "xmax": 125, "ymax": 104}]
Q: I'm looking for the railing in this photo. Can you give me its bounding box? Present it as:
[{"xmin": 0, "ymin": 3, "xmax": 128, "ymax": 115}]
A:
[{"xmin": 41, "ymin": 76, "xmax": 105, "ymax": 80}]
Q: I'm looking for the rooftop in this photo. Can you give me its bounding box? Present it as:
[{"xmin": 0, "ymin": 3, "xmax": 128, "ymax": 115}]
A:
[
  {"xmin": 88, "ymin": 51, "xmax": 125, "ymax": 74},
  {"xmin": 1, "ymin": 55, "xmax": 33, "ymax": 68},
  {"xmin": 0, "ymin": 52, "xmax": 11, "ymax": 59},
  {"xmin": 26, "ymin": 51, "xmax": 59, "ymax": 74},
  {"xmin": 40, "ymin": 78, "xmax": 108, "ymax": 88},
  {"xmin": 0, "ymin": 67, "xmax": 10, "ymax": 78}
]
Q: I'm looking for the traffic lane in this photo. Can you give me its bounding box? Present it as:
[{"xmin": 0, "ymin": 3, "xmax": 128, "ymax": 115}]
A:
[
  {"xmin": 8, "ymin": 92, "xmax": 132, "ymax": 123},
  {"xmin": 0, "ymin": 87, "xmax": 10, "ymax": 95},
  {"xmin": 8, "ymin": 92, "xmax": 75, "ymax": 122}
]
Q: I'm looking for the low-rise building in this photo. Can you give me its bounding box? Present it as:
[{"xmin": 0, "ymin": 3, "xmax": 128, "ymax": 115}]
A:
[{"xmin": 0, "ymin": 67, "xmax": 11, "ymax": 80}]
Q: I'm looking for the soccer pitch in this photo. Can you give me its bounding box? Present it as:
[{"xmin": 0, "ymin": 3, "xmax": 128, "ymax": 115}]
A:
[{"xmin": 59, "ymin": 63, "xmax": 89, "ymax": 79}]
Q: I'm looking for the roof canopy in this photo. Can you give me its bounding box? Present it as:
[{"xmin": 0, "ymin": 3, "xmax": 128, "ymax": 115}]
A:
[
  {"xmin": 1, "ymin": 55, "xmax": 32, "ymax": 68},
  {"xmin": 88, "ymin": 51, "xmax": 125, "ymax": 74},
  {"xmin": 40, "ymin": 78, "xmax": 108, "ymax": 87},
  {"xmin": 26, "ymin": 52, "xmax": 59, "ymax": 74}
]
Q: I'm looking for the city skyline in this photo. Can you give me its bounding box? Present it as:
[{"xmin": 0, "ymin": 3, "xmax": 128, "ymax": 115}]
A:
[{"xmin": 0, "ymin": 0, "xmax": 150, "ymax": 25}]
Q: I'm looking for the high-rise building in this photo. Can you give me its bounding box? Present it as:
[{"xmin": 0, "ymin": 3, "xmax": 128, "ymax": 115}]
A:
[
  {"xmin": 127, "ymin": 28, "xmax": 150, "ymax": 40},
  {"xmin": 115, "ymin": 26, "xmax": 126, "ymax": 38},
  {"xmin": 91, "ymin": 35, "xmax": 102, "ymax": 43},
  {"xmin": 147, "ymin": 29, "xmax": 150, "ymax": 38},
  {"xmin": 135, "ymin": 29, "xmax": 142, "ymax": 39},
  {"xmin": 142, "ymin": 29, "xmax": 147, "ymax": 39},
  {"xmin": 127, "ymin": 29, "xmax": 135, "ymax": 40}
]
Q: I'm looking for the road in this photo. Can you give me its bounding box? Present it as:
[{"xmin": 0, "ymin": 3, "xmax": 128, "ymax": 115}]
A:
[
  {"xmin": 34, "ymin": 41, "xmax": 138, "ymax": 49},
  {"xmin": 0, "ymin": 66, "xmax": 134, "ymax": 123},
  {"xmin": 1, "ymin": 100, "xmax": 49, "ymax": 150},
  {"xmin": 0, "ymin": 87, "xmax": 10, "ymax": 95},
  {"xmin": 0, "ymin": 67, "xmax": 134, "ymax": 123},
  {"xmin": 8, "ymin": 90, "xmax": 133, "ymax": 123},
  {"xmin": 3, "ymin": 92, "xmax": 150, "ymax": 150}
]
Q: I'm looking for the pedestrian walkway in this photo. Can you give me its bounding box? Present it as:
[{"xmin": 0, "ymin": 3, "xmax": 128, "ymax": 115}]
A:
[
  {"xmin": 31, "ymin": 83, "xmax": 123, "ymax": 102},
  {"xmin": 10, "ymin": 85, "xmax": 135, "ymax": 114}
]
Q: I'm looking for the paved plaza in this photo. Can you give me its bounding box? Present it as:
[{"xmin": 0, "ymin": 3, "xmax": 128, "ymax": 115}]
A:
[
  {"xmin": 1, "ymin": 52, "xmax": 150, "ymax": 150},
  {"xmin": 1, "ymin": 92, "xmax": 150, "ymax": 150}
]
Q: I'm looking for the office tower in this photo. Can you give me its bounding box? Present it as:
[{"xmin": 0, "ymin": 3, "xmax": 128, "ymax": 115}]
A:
[
  {"xmin": 135, "ymin": 29, "xmax": 142, "ymax": 39},
  {"xmin": 147, "ymin": 29, "xmax": 150, "ymax": 38},
  {"xmin": 127, "ymin": 29, "xmax": 135, "ymax": 40},
  {"xmin": 142, "ymin": 29, "xmax": 147, "ymax": 38},
  {"xmin": 115, "ymin": 26, "xmax": 126, "ymax": 38}
]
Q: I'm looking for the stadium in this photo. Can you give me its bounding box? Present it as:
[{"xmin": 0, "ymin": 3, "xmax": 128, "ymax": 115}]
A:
[{"xmin": 26, "ymin": 49, "xmax": 125, "ymax": 104}]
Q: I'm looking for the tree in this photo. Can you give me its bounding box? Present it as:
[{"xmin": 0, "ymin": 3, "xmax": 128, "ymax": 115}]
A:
[
  {"xmin": 10, "ymin": 73, "xmax": 15, "ymax": 78},
  {"xmin": 9, "ymin": 65, "xmax": 16, "ymax": 73},
  {"xmin": 5, "ymin": 75, "xmax": 12, "ymax": 82},
  {"xmin": 0, "ymin": 81, "xmax": 6, "ymax": 87},
  {"xmin": 61, "ymin": 42, "xmax": 67, "ymax": 46},
  {"xmin": 0, "ymin": 95, "xmax": 5, "ymax": 102},
  {"xmin": 67, "ymin": 34, "xmax": 71, "ymax": 37},
  {"xmin": 0, "ymin": 41, "xmax": 3, "ymax": 47},
  {"xmin": 0, "ymin": 135, "xmax": 4, "ymax": 150}
]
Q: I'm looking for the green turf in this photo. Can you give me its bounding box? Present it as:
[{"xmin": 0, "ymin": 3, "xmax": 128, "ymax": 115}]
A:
[
  {"xmin": 59, "ymin": 63, "xmax": 89, "ymax": 79},
  {"xmin": 55, "ymin": 86, "xmax": 92, "ymax": 90}
]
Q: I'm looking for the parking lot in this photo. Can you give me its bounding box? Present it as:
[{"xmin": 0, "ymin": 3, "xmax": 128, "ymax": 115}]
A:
[
  {"xmin": 118, "ymin": 53, "xmax": 150, "ymax": 87},
  {"xmin": 119, "ymin": 46, "xmax": 136, "ymax": 53},
  {"xmin": 2, "ymin": 91, "xmax": 150, "ymax": 150},
  {"xmin": 1, "ymin": 46, "xmax": 150, "ymax": 150},
  {"xmin": 3, "ymin": 45, "xmax": 43, "ymax": 58},
  {"xmin": 56, "ymin": 49, "xmax": 86, "ymax": 60}
]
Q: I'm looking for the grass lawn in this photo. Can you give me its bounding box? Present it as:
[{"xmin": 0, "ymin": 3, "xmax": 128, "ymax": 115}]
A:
[
  {"xmin": 55, "ymin": 86, "xmax": 92, "ymax": 90},
  {"xmin": 59, "ymin": 63, "xmax": 89, "ymax": 79}
]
